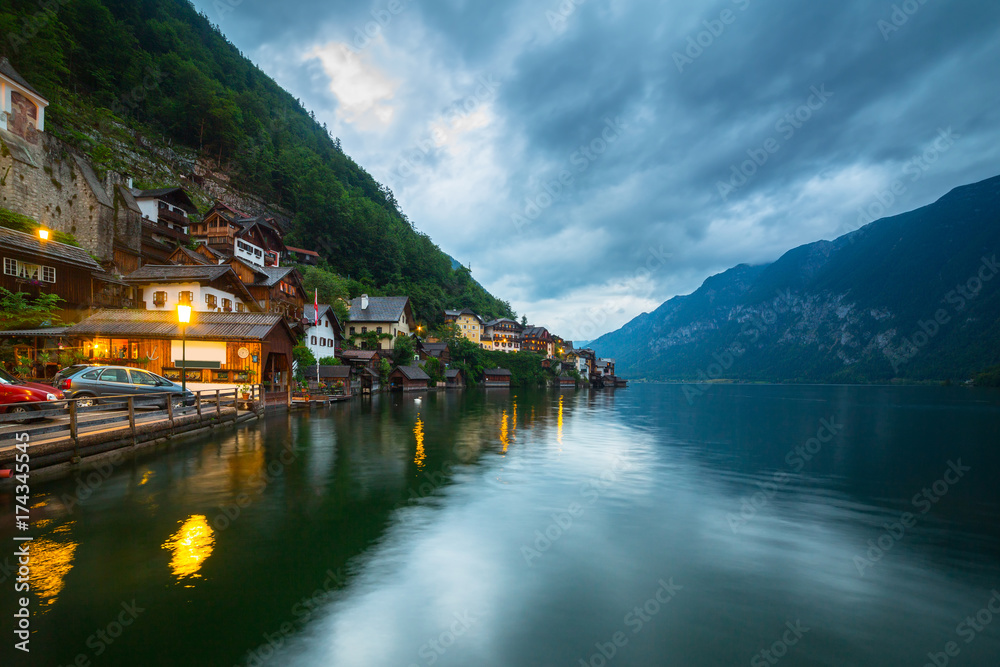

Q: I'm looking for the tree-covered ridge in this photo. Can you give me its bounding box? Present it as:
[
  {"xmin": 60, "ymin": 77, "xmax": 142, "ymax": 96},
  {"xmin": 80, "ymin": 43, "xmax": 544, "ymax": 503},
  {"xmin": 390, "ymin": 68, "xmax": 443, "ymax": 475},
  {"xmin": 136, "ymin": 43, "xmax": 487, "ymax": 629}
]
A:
[{"xmin": 0, "ymin": 0, "xmax": 514, "ymax": 324}]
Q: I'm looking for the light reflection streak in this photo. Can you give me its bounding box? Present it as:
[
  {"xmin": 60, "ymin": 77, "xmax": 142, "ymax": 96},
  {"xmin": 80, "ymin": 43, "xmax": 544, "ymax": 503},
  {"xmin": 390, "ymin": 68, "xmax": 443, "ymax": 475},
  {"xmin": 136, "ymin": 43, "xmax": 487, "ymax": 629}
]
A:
[
  {"xmin": 500, "ymin": 410, "xmax": 509, "ymax": 453},
  {"xmin": 161, "ymin": 515, "xmax": 215, "ymax": 583},
  {"xmin": 30, "ymin": 523, "xmax": 77, "ymax": 611},
  {"xmin": 413, "ymin": 414, "xmax": 426, "ymax": 468}
]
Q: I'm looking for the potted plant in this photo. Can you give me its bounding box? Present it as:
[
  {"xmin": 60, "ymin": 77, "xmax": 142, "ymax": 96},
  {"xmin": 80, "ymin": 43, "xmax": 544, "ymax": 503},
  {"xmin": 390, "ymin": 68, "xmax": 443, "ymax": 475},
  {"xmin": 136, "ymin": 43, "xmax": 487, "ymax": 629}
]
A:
[
  {"xmin": 237, "ymin": 383, "xmax": 253, "ymax": 400},
  {"xmin": 333, "ymin": 379, "xmax": 345, "ymax": 396}
]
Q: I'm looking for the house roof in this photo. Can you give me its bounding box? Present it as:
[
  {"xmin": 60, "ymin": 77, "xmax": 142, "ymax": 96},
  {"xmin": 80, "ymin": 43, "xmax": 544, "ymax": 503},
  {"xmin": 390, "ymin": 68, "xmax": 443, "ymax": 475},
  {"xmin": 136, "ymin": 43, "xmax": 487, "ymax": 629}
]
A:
[
  {"xmin": 420, "ymin": 342, "xmax": 449, "ymax": 356},
  {"xmin": 522, "ymin": 326, "xmax": 551, "ymax": 339},
  {"xmin": 123, "ymin": 264, "xmax": 233, "ymax": 283},
  {"xmin": 445, "ymin": 369, "xmax": 463, "ymax": 379},
  {"xmin": 485, "ymin": 368, "xmax": 512, "ymax": 376},
  {"xmin": 73, "ymin": 154, "xmax": 114, "ymax": 208},
  {"xmin": 286, "ymin": 245, "xmax": 319, "ymax": 257},
  {"xmin": 115, "ymin": 185, "xmax": 143, "ymax": 215},
  {"xmin": 340, "ymin": 350, "xmax": 378, "ymax": 361},
  {"xmin": 484, "ymin": 318, "xmax": 522, "ymax": 328},
  {"xmin": 131, "ymin": 187, "xmax": 198, "ymax": 214},
  {"xmin": 169, "ymin": 246, "xmax": 213, "ymax": 265},
  {"xmin": 349, "ymin": 296, "xmax": 410, "ymax": 323},
  {"xmin": 0, "ymin": 326, "xmax": 70, "ymax": 338},
  {"xmin": 393, "ymin": 365, "xmax": 430, "ymax": 380},
  {"xmin": 445, "ymin": 308, "xmax": 482, "ymax": 322},
  {"xmin": 254, "ymin": 265, "xmax": 297, "ymax": 287},
  {"xmin": 0, "ymin": 226, "xmax": 102, "ymax": 271},
  {"xmin": 65, "ymin": 310, "xmax": 292, "ymax": 342},
  {"xmin": 303, "ymin": 304, "xmax": 343, "ymax": 334},
  {"xmin": 304, "ymin": 365, "xmax": 352, "ymax": 380},
  {"xmin": 0, "ymin": 58, "xmax": 46, "ymax": 102}
]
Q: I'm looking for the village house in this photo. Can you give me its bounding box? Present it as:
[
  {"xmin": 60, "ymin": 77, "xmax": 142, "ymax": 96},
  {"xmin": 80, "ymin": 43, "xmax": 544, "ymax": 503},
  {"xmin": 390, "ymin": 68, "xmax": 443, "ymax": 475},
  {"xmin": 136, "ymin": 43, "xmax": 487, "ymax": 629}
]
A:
[
  {"xmin": 389, "ymin": 364, "xmax": 430, "ymax": 392},
  {"xmin": 445, "ymin": 368, "xmax": 465, "ymax": 388},
  {"xmin": 132, "ymin": 187, "xmax": 199, "ymax": 265},
  {"xmin": 219, "ymin": 257, "xmax": 306, "ymax": 324},
  {"xmin": 301, "ymin": 304, "xmax": 342, "ymax": 361},
  {"xmin": 285, "ymin": 246, "xmax": 319, "ymax": 265},
  {"xmin": 521, "ymin": 326, "xmax": 555, "ymax": 357},
  {"xmin": 303, "ymin": 365, "xmax": 352, "ymax": 393},
  {"xmin": 483, "ymin": 318, "xmax": 524, "ymax": 353},
  {"xmin": 483, "ymin": 367, "xmax": 512, "ymax": 387},
  {"xmin": 189, "ymin": 202, "xmax": 286, "ymax": 268},
  {"xmin": 444, "ymin": 308, "xmax": 484, "ymax": 345},
  {"xmin": 347, "ymin": 295, "xmax": 415, "ymax": 350},
  {"xmin": 0, "ymin": 226, "xmax": 116, "ymax": 320},
  {"xmin": 63, "ymin": 309, "xmax": 296, "ymax": 388},
  {"xmin": 417, "ymin": 341, "xmax": 451, "ymax": 365},
  {"xmin": 121, "ymin": 264, "xmax": 258, "ymax": 314}
]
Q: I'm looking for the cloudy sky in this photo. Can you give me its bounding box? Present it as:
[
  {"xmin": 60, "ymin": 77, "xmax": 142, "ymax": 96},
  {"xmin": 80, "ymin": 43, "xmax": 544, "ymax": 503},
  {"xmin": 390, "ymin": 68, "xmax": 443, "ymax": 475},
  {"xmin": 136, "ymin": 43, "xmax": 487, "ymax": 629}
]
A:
[{"xmin": 192, "ymin": 0, "xmax": 1000, "ymax": 342}]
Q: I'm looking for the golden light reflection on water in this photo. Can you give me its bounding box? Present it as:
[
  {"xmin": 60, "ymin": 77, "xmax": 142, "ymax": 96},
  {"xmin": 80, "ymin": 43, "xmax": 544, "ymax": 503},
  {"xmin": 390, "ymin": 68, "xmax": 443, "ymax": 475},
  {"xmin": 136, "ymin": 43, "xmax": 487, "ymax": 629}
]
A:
[
  {"xmin": 557, "ymin": 395, "xmax": 564, "ymax": 445},
  {"xmin": 513, "ymin": 400, "xmax": 518, "ymax": 432},
  {"xmin": 501, "ymin": 410, "xmax": 509, "ymax": 453},
  {"xmin": 161, "ymin": 515, "xmax": 215, "ymax": 583},
  {"xmin": 413, "ymin": 414, "xmax": 425, "ymax": 468},
  {"xmin": 31, "ymin": 523, "xmax": 77, "ymax": 611},
  {"xmin": 138, "ymin": 470, "xmax": 154, "ymax": 486}
]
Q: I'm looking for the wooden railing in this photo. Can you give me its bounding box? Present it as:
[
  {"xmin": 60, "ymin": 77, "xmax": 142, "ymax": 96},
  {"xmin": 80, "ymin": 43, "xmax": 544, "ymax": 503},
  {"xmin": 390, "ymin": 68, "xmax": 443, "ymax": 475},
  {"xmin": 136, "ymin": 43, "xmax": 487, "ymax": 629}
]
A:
[{"xmin": 0, "ymin": 385, "xmax": 266, "ymax": 451}]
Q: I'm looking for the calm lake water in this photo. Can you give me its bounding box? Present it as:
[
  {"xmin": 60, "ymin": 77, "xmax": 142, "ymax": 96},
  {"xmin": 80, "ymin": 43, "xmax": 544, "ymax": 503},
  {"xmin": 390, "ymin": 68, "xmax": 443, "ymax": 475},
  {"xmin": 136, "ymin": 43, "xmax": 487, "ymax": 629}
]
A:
[{"xmin": 3, "ymin": 385, "xmax": 1000, "ymax": 666}]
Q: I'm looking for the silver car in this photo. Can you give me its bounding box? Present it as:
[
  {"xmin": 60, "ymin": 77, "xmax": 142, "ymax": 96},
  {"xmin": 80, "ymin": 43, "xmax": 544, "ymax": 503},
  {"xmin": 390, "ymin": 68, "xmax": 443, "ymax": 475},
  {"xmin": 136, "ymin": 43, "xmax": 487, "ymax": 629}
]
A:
[{"xmin": 56, "ymin": 365, "xmax": 195, "ymax": 408}]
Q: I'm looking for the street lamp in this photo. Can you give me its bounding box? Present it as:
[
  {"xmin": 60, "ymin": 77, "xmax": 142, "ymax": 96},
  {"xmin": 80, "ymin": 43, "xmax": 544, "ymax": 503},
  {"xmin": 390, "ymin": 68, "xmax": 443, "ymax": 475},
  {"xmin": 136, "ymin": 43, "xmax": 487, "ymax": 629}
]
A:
[
  {"xmin": 38, "ymin": 228, "xmax": 50, "ymax": 241},
  {"xmin": 177, "ymin": 305, "xmax": 192, "ymax": 393}
]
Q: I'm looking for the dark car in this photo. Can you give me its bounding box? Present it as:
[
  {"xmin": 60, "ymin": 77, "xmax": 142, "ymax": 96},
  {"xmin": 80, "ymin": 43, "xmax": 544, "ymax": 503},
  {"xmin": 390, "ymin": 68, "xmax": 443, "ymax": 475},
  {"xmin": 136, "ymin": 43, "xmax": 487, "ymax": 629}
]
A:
[
  {"xmin": 56, "ymin": 366, "xmax": 194, "ymax": 408},
  {"xmin": 0, "ymin": 368, "xmax": 64, "ymax": 421}
]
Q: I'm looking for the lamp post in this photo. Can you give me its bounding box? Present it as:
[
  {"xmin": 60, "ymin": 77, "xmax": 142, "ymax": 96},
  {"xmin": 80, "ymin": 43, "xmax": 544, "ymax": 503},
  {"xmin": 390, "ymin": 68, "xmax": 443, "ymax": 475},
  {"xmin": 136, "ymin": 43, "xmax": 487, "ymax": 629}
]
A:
[
  {"xmin": 38, "ymin": 228, "xmax": 50, "ymax": 241},
  {"xmin": 177, "ymin": 305, "xmax": 192, "ymax": 393}
]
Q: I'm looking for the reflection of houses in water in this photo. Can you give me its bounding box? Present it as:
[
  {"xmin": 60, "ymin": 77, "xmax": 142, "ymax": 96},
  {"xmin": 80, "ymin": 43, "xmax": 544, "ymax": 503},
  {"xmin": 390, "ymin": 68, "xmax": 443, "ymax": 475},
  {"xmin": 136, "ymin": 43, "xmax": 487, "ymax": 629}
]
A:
[{"xmin": 30, "ymin": 522, "xmax": 78, "ymax": 612}]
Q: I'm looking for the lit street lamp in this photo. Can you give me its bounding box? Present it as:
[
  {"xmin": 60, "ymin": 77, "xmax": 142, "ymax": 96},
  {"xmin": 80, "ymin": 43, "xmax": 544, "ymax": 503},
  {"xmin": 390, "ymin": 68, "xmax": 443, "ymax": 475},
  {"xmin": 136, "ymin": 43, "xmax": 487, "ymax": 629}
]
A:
[
  {"xmin": 38, "ymin": 228, "xmax": 50, "ymax": 241},
  {"xmin": 177, "ymin": 305, "xmax": 192, "ymax": 393}
]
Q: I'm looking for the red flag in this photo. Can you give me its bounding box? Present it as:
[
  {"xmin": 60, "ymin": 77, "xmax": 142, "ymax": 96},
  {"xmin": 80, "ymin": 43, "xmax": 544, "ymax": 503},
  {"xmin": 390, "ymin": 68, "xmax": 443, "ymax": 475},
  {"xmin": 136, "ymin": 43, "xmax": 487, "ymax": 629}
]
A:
[{"xmin": 314, "ymin": 289, "xmax": 319, "ymax": 326}]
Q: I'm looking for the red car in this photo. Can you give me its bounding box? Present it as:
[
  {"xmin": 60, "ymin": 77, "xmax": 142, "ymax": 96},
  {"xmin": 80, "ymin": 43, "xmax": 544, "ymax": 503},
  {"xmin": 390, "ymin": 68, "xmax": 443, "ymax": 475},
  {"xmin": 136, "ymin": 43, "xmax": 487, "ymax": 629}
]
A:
[{"xmin": 0, "ymin": 367, "xmax": 63, "ymax": 421}]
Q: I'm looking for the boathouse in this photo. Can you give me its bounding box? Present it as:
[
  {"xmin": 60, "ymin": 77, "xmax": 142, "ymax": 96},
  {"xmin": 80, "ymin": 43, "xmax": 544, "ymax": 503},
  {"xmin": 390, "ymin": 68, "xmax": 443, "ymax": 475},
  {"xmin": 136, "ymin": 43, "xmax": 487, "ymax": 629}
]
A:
[{"xmin": 483, "ymin": 368, "xmax": 512, "ymax": 387}]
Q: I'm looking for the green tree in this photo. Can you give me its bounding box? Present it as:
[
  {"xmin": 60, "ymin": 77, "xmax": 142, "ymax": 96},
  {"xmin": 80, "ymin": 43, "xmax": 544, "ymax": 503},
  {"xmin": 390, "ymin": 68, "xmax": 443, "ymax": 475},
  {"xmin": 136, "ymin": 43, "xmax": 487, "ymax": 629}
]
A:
[
  {"xmin": 0, "ymin": 289, "xmax": 64, "ymax": 330},
  {"xmin": 393, "ymin": 336, "xmax": 415, "ymax": 366}
]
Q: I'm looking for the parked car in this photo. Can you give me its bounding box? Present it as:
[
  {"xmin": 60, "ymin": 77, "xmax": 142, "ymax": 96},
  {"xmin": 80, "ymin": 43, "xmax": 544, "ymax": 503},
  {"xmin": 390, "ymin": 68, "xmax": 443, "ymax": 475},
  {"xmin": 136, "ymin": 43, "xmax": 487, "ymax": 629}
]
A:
[
  {"xmin": 0, "ymin": 368, "xmax": 64, "ymax": 422},
  {"xmin": 56, "ymin": 366, "xmax": 195, "ymax": 408},
  {"xmin": 52, "ymin": 363, "xmax": 101, "ymax": 386}
]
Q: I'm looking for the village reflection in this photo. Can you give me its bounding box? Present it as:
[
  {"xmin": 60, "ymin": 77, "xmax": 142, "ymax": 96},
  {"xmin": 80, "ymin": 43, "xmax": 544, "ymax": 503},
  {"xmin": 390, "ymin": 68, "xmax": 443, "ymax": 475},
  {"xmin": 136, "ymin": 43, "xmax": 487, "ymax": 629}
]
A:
[
  {"xmin": 161, "ymin": 515, "xmax": 215, "ymax": 584},
  {"xmin": 30, "ymin": 522, "xmax": 78, "ymax": 612},
  {"xmin": 413, "ymin": 414, "xmax": 425, "ymax": 468}
]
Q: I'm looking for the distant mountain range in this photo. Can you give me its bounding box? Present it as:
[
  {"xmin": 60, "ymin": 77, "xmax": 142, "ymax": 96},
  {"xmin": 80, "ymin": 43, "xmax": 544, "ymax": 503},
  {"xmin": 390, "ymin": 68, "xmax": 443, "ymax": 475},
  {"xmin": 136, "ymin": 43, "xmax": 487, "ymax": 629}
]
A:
[{"xmin": 591, "ymin": 175, "xmax": 1000, "ymax": 383}]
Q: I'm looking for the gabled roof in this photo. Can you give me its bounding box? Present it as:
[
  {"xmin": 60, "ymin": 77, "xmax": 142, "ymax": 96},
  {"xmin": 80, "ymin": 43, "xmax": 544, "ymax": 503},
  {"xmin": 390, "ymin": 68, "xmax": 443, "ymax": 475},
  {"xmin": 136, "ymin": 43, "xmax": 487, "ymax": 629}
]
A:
[
  {"xmin": 286, "ymin": 245, "xmax": 319, "ymax": 257},
  {"xmin": 115, "ymin": 185, "xmax": 142, "ymax": 215},
  {"xmin": 65, "ymin": 310, "xmax": 293, "ymax": 342},
  {"xmin": 349, "ymin": 296, "xmax": 411, "ymax": 323},
  {"xmin": 131, "ymin": 187, "xmax": 198, "ymax": 214},
  {"xmin": 122, "ymin": 264, "xmax": 258, "ymax": 306},
  {"xmin": 303, "ymin": 304, "xmax": 343, "ymax": 335},
  {"xmin": 304, "ymin": 365, "xmax": 351, "ymax": 380},
  {"xmin": 445, "ymin": 369, "xmax": 463, "ymax": 379},
  {"xmin": 445, "ymin": 308, "xmax": 482, "ymax": 322},
  {"xmin": 73, "ymin": 155, "xmax": 113, "ymax": 208},
  {"xmin": 0, "ymin": 58, "xmax": 46, "ymax": 102},
  {"xmin": 522, "ymin": 326, "xmax": 552, "ymax": 339},
  {"xmin": 484, "ymin": 367, "xmax": 512, "ymax": 376},
  {"xmin": 484, "ymin": 318, "xmax": 522, "ymax": 328},
  {"xmin": 340, "ymin": 350, "xmax": 378, "ymax": 361},
  {"xmin": 254, "ymin": 265, "xmax": 297, "ymax": 288},
  {"xmin": 393, "ymin": 365, "xmax": 430, "ymax": 381},
  {"xmin": 0, "ymin": 226, "xmax": 102, "ymax": 271},
  {"xmin": 168, "ymin": 246, "xmax": 213, "ymax": 265}
]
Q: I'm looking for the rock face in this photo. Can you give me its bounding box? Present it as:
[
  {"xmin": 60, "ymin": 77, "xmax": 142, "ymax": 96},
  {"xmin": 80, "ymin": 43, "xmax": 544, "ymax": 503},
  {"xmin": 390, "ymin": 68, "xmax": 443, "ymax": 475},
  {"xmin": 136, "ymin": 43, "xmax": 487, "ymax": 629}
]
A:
[{"xmin": 591, "ymin": 175, "xmax": 1000, "ymax": 382}]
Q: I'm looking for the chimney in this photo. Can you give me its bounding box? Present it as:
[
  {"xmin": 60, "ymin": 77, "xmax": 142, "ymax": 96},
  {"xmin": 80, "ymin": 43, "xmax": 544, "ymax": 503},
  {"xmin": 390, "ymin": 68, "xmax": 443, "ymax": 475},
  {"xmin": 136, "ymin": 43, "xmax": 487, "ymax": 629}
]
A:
[
  {"xmin": 126, "ymin": 177, "xmax": 133, "ymax": 189},
  {"xmin": 361, "ymin": 294, "xmax": 369, "ymax": 310}
]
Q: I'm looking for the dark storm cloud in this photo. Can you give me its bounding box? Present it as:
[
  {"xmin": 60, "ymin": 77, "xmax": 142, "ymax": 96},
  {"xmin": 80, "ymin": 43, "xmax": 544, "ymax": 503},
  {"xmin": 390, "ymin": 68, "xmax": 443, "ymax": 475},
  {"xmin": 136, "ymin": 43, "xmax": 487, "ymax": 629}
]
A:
[{"xmin": 192, "ymin": 0, "xmax": 1000, "ymax": 335}]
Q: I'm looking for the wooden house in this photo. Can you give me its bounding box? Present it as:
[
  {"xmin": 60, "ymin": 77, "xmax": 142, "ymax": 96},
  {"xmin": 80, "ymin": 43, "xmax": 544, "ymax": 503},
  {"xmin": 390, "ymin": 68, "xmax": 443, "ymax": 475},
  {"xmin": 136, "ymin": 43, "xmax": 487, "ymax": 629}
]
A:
[
  {"xmin": 558, "ymin": 372, "xmax": 575, "ymax": 387},
  {"xmin": 286, "ymin": 246, "xmax": 319, "ymax": 265},
  {"xmin": 122, "ymin": 264, "xmax": 259, "ymax": 314},
  {"xmin": 484, "ymin": 368, "xmax": 512, "ymax": 387},
  {"xmin": 418, "ymin": 341, "xmax": 451, "ymax": 365},
  {"xmin": 389, "ymin": 365, "xmax": 430, "ymax": 392},
  {"xmin": 303, "ymin": 365, "xmax": 352, "ymax": 394},
  {"xmin": 0, "ymin": 225, "xmax": 124, "ymax": 321},
  {"xmin": 63, "ymin": 310, "xmax": 296, "ymax": 387},
  {"xmin": 445, "ymin": 368, "xmax": 465, "ymax": 388}
]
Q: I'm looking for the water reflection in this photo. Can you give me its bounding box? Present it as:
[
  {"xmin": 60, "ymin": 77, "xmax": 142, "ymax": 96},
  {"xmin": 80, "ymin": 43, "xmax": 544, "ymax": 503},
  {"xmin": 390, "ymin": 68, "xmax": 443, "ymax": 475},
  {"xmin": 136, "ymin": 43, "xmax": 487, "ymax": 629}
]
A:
[
  {"xmin": 413, "ymin": 415, "xmax": 426, "ymax": 469},
  {"xmin": 30, "ymin": 522, "xmax": 77, "ymax": 611},
  {"xmin": 161, "ymin": 515, "xmax": 215, "ymax": 583},
  {"xmin": 500, "ymin": 410, "xmax": 509, "ymax": 453}
]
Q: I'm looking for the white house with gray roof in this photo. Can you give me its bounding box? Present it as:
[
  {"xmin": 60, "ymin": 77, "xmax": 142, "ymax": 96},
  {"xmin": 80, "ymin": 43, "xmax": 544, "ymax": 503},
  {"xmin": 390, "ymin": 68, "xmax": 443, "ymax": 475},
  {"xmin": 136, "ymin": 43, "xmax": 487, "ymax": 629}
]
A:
[{"xmin": 347, "ymin": 295, "xmax": 415, "ymax": 351}]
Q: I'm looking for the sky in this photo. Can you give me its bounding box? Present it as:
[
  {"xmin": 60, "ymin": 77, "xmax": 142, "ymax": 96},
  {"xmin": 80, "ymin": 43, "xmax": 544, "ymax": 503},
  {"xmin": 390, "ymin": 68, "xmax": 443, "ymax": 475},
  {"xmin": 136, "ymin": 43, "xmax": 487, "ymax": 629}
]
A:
[{"xmin": 191, "ymin": 0, "xmax": 1000, "ymax": 342}]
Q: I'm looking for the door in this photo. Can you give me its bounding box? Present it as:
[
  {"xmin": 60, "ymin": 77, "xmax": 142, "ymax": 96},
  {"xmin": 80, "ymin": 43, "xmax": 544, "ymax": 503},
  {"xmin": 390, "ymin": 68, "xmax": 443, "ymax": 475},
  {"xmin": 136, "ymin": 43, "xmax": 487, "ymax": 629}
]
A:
[
  {"xmin": 96, "ymin": 367, "xmax": 132, "ymax": 401},
  {"xmin": 128, "ymin": 369, "xmax": 164, "ymax": 405}
]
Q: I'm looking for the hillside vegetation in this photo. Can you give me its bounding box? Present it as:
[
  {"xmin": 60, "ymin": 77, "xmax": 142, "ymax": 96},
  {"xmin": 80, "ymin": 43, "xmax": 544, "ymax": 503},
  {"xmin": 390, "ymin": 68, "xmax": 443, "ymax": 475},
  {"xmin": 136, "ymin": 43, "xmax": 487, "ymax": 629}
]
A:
[{"xmin": 0, "ymin": 0, "xmax": 514, "ymax": 324}]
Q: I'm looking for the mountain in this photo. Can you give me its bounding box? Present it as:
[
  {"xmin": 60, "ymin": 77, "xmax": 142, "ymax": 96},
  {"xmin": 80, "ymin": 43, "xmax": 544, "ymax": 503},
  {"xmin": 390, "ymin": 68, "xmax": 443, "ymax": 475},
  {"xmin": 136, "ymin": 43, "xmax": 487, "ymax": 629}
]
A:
[
  {"xmin": 591, "ymin": 175, "xmax": 1000, "ymax": 383},
  {"xmin": 0, "ymin": 0, "xmax": 514, "ymax": 324}
]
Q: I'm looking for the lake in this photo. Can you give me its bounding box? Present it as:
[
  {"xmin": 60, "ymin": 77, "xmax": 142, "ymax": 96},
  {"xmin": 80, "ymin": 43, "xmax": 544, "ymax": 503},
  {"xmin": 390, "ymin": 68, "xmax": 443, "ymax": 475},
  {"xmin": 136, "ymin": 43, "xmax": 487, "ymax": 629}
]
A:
[{"xmin": 3, "ymin": 384, "xmax": 1000, "ymax": 666}]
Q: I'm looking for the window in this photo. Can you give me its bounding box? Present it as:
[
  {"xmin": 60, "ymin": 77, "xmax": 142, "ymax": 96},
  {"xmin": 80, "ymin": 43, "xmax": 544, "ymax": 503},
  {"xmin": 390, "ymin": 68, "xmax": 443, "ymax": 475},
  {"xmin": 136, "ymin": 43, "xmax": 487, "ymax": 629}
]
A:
[
  {"xmin": 350, "ymin": 327, "xmax": 356, "ymax": 335},
  {"xmin": 153, "ymin": 291, "xmax": 167, "ymax": 306},
  {"xmin": 3, "ymin": 258, "xmax": 16, "ymax": 275},
  {"xmin": 222, "ymin": 298, "xmax": 233, "ymax": 312},
  {"xmin": 237, "ymin": 302, "xmax": 246, "ymax": 313},
  {"xmin": 205, "ymin": 294, "xmax": 218, "ymax": 309},
  {"xmin": 130, "ymin": 370, "xmax": 158, "ymax": 386},
  {"xmin": 361, "ymin": 327, "xmax": 367, "ymax": 334},
  {"xmin": 178, "ymin": 291, "xmax": 193, "ymax": 305},
  {"xmin": 376, "ymin": 326, "xmax": 383, "ymax": 334},
  {"xmin": 100, "ymin": 368, "xmax": 130, "ymax": 384},
  {"xmin": 81, "ymin": 370, "xmax": 101, "ymax": 380},
  {"xmin": 311, "ymin": 336, "xmax": 317, "ymax": 345},
  {"xmin": 17, "ymin": 263, "xmax": 40, "ymax": 280},
  {"xmin": 42, "ymin": 266, "xmax": 56, "ymax": 283}
]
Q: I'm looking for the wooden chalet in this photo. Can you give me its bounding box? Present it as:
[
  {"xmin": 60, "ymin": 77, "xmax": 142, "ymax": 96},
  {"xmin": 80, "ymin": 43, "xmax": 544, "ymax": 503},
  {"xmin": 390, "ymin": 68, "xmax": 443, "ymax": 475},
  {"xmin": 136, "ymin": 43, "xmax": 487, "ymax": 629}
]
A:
[
  {"xmin": 339, "ymin": 349, "xmax": 381, "ymax": 371},
  {"xmin": 0, "ymin": 225, "xmax": 127, "ymax": 320},
  {"xmin": 445, "ymin": 368, "xmax": 465, "ymax": 388},
  {"xmin": 133, "ymin": 187, "xmax": 199, "ymax": 264},
  {"xmin": 286, "ymin": 246, "xmax": 319, "ymax": 265},
  {"xmin": 121, "ymin": 264, "xmax": 260, "ymax": 314},
  {"xmin": 418, "ymin": 341, "xmax": 451, "ymax": 365},
  {"xmin": 558, "ymin": 372, "xmax": 576, "ymax": 387},
  {"xmin": 223, "ymin": 258, "xmax": 306, "ymax": 323},
  {"xmin": 189, "ymin": 202, "xmax": 285, "ymax": 267},
  {"xmin": 483, "ymin": 368, "xmax": 512, "ymax": 387},
  {"xmin": 63, "ymin": 310, "xmax": 296, "ymax": 388},
  {"xmin": 389, "ymin": 365, "xmax": 430, "ymax": 392}
]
